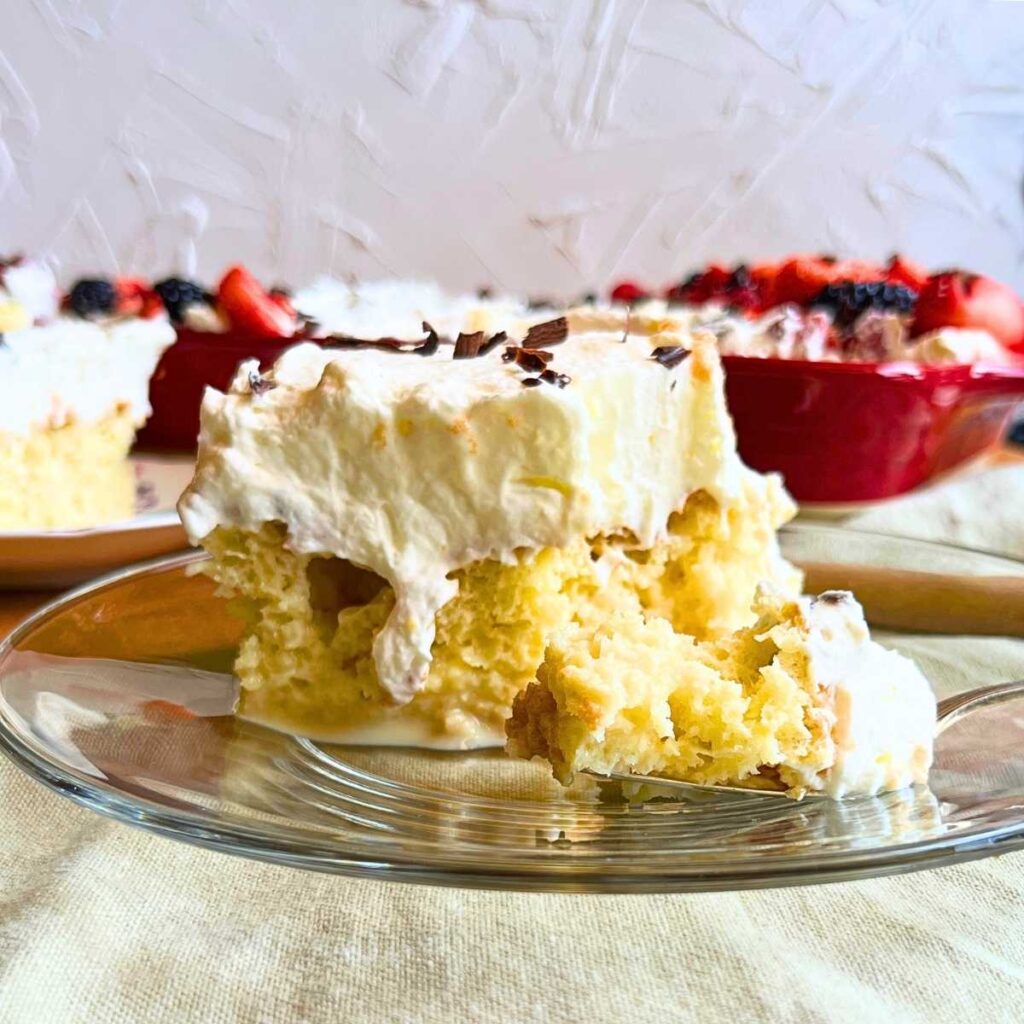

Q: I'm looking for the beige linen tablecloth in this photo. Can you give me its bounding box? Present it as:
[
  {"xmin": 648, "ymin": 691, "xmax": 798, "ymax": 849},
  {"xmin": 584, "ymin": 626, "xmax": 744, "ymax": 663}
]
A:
[{"xmin": 3, "ymin": 462, "xmax": 1024, "ymax": 1024}]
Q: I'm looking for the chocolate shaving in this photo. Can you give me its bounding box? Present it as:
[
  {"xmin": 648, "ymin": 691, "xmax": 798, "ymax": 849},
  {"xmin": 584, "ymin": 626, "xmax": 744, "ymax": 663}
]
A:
[
  {"xmin": 521, "ymin": 377, "xmax": 543, "ymax": 388},
  {"xmin": 248, "ymin": 370, "xmax": 277, "ymax": 395},
  {"xmin": 416, "ymin": 321, "xmax": 440, "ymax": 357},
  {"xmin": 511, "ymin": 347, "xmax": 554, "ymax": 372},
  {"xmin": 523, "ymin": 316, "xmax": 569, "ymax": 348},
  {"xmin": 326, "ymin": 321, "xmax": 442, "ymax": 356},
  {"xmin": 453, "ymin": 331, "xmax": 485, "ymax": 359},
  {"xmin": 540, "ymin": 368, "xmax": 571, "ymax": 389},
  {"xmin": 526, "ymin": 296, "xmax": 555, "ymax": 311},
  {"xmin": 478, "ymin": 330, "xmax": 507, "ymax": 355},
  {"xmin": 651, "ymin": 345, "xmax": 691, "ymax": 369}
]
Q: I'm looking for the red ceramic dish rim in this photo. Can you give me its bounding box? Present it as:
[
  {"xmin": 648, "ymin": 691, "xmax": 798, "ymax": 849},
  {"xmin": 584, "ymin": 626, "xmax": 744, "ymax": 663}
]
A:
[{"xmin": 721, "ymin": 353, "xmax": 1024, "ymax": 388}]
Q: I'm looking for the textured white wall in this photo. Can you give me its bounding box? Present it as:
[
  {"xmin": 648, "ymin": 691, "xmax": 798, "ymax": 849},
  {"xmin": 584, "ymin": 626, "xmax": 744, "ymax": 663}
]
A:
[{"xmin": 1, "ymin": 0, "xmax": 1022, "ymax": 296}]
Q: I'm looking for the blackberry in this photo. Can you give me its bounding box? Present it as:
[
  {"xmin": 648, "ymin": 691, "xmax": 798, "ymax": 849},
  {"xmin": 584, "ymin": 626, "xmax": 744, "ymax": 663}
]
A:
[
  {"xmin": 154, "ymin": 277, "xmax": 210, "ymax": 323},
  {"xmin": 68, "ymin": 278, "xmax": 116, "ymax": 318},
  {"xmin": 1010, "ymin": 416, "xmax": 1024, "ymax": 449},
  {"xmin": 810, "ymin": 280, "xmax": 917, "ymax": 328}
]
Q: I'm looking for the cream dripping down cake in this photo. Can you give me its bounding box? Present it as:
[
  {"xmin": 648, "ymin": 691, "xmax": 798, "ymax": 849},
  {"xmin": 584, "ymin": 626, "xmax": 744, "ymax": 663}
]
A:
[
  {"xmin": 0, "ymin": 260, "xmax": 174, "ymax": 530},
  {"xmin": 179, "ymin": 308, "xmax": 936, "ymax": 797}
]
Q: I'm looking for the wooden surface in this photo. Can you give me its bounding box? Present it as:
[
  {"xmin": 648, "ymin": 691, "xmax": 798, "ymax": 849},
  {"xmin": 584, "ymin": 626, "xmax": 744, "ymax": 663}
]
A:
[{"xmin": 0, "ymin": 591, "xmax": 52, "ymax": 636}]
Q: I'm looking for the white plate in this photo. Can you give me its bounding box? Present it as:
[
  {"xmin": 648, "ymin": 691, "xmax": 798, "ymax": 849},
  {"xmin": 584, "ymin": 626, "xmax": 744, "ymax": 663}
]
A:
[{"xmin": 0, "ymin": 455, "xmax": 193, "ymax": 588}]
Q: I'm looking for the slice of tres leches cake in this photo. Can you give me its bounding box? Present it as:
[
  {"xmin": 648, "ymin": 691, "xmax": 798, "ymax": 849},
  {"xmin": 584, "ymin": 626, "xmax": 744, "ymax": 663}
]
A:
[
  {"xmin": 178, "ymin": 308, "xmax": 798, "ymax": 748},
  {"xmin": 0, "ymin": 260, "xmax": 174, "ymax": 530},
  {"xmin": 506, "ymin": 586, "xmax": 936, "ymax": 799}
]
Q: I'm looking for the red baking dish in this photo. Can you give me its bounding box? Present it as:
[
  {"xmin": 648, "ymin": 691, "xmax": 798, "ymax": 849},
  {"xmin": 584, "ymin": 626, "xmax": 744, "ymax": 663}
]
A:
[
  {"xmin": 722, "ymin": 355, "xmax": 1024, "ymax": 504},
  {"xmin": 136, "ymin": 328, "xmax": 308, "ymax": 451}
]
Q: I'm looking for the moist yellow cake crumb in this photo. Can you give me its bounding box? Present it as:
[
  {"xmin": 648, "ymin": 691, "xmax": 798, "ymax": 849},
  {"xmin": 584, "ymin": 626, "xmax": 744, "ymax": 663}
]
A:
[
  {"xmin": 506, "ymin": 589, "xmax": 836, "ymax": 794},
  {"xmin": 0, "ymin": 407, "xmax": 137, "ymax": 530},
  {"xmin": 506, "ymin": 584, "xmax": 936, "ymax": 798},
  {"xmin": 199, "ymin": 484, "xmax": 798, "ymax": 747}
]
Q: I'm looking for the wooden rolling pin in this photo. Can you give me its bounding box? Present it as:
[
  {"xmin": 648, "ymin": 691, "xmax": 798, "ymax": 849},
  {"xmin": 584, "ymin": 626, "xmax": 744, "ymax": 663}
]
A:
[{"xmin": 797, "ymin": 561, "xmax": 1024, "ymax": 637}]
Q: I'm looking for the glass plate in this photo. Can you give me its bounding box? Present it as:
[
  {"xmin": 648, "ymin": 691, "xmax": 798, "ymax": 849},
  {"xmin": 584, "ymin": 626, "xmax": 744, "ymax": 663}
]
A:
[{"xmin": 2, "ymin": 524, "xmax": 1024, "ymax": 893}]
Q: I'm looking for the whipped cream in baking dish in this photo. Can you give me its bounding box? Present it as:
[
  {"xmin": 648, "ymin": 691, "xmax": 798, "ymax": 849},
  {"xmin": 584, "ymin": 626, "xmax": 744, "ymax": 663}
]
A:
[
  {"xmin": 0, "ymin": 258, "xmax": 60, "ymax": 324},
  {"xmin": 179, "ymin": 312, "xmax": 789, "ymax": 702}
]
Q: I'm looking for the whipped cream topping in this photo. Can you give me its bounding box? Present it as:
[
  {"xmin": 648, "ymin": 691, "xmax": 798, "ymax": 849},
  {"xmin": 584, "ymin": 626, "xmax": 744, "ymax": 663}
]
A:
[
  {"xmin": 785, "ymin": 590, "xmax": 936, "ymax": 797},
  {"xmin": 0, "ymin": 315, "xmax": 176, "ymax": 435},
  {"xmin": 180, "ymin": 313, "xmax": 775, "ymax": 703},
  {"xmin": 1, "ymin": 259, "xmax": 60, "ymax": 324},
  {"xmin": 292, "ymin": 277, "xmax": 550, "ymax": 342}
]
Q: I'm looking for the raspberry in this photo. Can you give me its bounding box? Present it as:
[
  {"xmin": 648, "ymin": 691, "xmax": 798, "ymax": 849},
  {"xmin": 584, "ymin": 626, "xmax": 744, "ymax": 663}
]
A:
[
  {"xmin": 609, "ymin": 281, "xmax": 649, "ymax": 304},
  {"xmin": 664, "ymin": 263, "xmax": 762, "ymax": 314}
]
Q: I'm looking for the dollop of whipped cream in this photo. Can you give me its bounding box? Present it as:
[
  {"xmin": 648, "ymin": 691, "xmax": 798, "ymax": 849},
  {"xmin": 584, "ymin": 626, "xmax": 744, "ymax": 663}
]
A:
[
  {"xmin": 776, "ymin": 589, "xmax": 936, "ymax": 797},
  {"xmin": 0, "ymin": 258, "xmax": 60, "ymax": 327},
  {"xmin": 180, "ymin": 310, "xmax": 778, "ymax": 704}
]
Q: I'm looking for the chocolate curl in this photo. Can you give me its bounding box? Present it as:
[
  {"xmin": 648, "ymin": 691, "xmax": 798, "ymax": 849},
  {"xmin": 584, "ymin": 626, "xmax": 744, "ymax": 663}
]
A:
[
  {"xmin": 523, "ymin": 317, "xmax": 569, "ymax": 348},
  {"xmin": 651, "ymin": 345, "xmax": 691, "ymax": 370}
]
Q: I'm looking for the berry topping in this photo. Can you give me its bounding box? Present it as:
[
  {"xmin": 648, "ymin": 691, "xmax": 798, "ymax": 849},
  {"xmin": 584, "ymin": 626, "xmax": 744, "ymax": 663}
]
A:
[
  {"xmin": 216, "ymin": 265, "xmax": 296, "ymax": 338},
  {"xmin": 154, "ymin": 277, "xmax": 210, "ymax": 323},
  {"xmin": 911, "ymin": 271, "xmax": 1024, "ymax": 352},
  {"xmin": 664, "ymin": 263, "xmax": 763, "ymax": 314},
  {"xmin": 268, "ymin": 289, "xmax": 296, "ymax": 319},
  {"xmin": 810, "ymin": 281, "xmax": 917, "ymax": 328},
  {"xmin": 609, "ymin": 281, "xmax": 649, "ymax": 304},
  {"xmin": 68, "ymin": 278, "xmax": 116, "ymax": 318},
  {"xmin": 771, "ymin": 256, "xmax": 883, "ymax": 307},
  {"xmin": 114, "ymin": 276, "xmax": 166, "ymax": 318}
]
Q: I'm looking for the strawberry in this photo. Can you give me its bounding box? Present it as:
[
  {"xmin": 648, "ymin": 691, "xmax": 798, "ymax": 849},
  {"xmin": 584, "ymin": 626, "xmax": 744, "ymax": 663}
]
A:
[
  {"xmin": 217, "ymin": 265, "xmax": 295, "ymax": 337},
  {"xmin": 884, "ymin": 254, "xmax": 928, "ymax": 293},
  {"xmin": 749, "ymin": 261, "xmax": 781, "ymax": 309},
  {"xmin": 911, "ymin": 271, "xmax": 1024, "ymax": 351},
  {"xmin": 268, "ymin": 288, "xmax": 296, "ymax": 319},
  {"xmin": 609, "ymin": 280, "xmax": 649, "ymax": 304},
  {"xmin": 772, "ymin": 255, "xmax": 883, "ymax": 306},
  {"xmin": 140, "ymin": 291, "xmax": 165, "ymax": 318}
]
